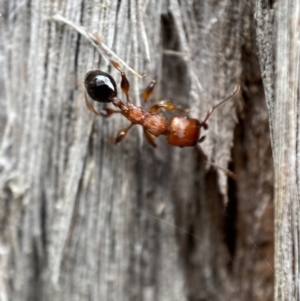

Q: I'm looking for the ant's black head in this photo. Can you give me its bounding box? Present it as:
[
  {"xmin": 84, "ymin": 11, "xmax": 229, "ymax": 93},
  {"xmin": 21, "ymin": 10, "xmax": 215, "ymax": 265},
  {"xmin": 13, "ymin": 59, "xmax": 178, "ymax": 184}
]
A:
[{"xmin": 84, "ymin": 70, "xmax": 117, "ymax": 103}]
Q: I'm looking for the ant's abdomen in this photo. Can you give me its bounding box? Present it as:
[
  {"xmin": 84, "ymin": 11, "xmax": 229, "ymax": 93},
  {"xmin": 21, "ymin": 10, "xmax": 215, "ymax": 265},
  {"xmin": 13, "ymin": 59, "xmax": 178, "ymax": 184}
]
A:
[{"xmin": 167, "ymin": 117, "xmax": 200, "ymax": 147}]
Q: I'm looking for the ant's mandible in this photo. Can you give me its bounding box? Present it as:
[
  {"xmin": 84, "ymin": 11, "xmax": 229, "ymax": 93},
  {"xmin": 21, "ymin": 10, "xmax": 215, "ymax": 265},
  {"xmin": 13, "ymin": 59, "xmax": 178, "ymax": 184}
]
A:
[{"xmin": 84, "ymin": 59, "xmax": 239, "ymax": 149}]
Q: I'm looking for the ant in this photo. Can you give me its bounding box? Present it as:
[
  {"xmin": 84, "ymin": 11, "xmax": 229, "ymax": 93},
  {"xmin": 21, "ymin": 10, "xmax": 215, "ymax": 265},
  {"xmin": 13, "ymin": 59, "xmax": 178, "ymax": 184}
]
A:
[
  {"xmin": 83, "ymin": 33, "xmax": 239, "ymax": 177},
  {"xmin": 84, "ymin": 60, "xmax": 239, "ymax": 149}
]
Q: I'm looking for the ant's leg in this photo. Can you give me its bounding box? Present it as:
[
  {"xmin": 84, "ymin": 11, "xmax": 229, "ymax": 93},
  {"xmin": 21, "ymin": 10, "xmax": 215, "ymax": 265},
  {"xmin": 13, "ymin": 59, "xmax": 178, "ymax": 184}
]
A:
[
  {"xmin": 144, "ymin": 129, "xmax": 157, "ymax": 147},
  {"xmin": 149, "ymin": 101, "xmax": 189, "ymax": 114},
  {"xmin": 110, "ymin": 60, "xmax": 131, "ymax": 104},
  {"xmin": 85, "ymin": 93, "xmax": 121, "ymax": 117},
  {"xmin": 200, "ymin": 85, "xmax": 240, "ymax": 126},
  {"xmin": 197, "ymin": 145, "xmax": 236, "ymax": 180},
  {"xmin": 115, "ymin": 124, "xmax": 134, "ymax": 144},
  {"xmin": 198, "ymin": 136, "xmax": 206, "ymax": 143},
  {"xmin": 143, "ymin": 80, "xmax": 156, "ymax": 104}
]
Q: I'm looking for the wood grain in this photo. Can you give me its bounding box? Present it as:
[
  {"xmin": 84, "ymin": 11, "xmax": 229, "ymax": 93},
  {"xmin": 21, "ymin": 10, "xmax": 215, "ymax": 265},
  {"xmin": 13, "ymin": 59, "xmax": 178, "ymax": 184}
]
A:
[{"xmin": 0, "ymin": 0, "xmax": 280, "ymax": 300}]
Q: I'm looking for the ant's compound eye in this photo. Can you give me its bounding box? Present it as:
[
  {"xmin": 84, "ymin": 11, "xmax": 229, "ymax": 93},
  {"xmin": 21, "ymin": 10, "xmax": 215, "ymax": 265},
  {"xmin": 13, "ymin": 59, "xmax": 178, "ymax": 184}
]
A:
[{"xmin": 84, "ymin": 70, "xmax": 117, "ymax": 103}]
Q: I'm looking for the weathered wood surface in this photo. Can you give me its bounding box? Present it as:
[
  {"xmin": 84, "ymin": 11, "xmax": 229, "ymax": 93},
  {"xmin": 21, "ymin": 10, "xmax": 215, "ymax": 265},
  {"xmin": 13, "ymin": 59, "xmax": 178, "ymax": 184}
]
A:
[
  {"xmin": 0, "ymin": 0, "xmax": 289, "ymax": 300},
  {"xmin": 256, "ymin": 0, "xmax": 300, "ymax": 300}
]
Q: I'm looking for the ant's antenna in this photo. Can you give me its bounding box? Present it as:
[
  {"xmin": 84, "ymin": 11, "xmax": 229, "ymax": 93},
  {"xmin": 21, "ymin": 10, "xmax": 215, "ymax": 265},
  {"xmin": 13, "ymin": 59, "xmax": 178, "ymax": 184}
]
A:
[{"xmin": 201, "ymin": 85, "xmax": 240, "ymax": 126}]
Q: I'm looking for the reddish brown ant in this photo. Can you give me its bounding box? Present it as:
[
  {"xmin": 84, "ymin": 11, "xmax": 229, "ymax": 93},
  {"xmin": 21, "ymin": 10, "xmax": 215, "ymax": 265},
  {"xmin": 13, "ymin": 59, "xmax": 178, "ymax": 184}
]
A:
[
  {"xmin": 50, "ymin": 17, "xmax": 239, "ymax": 175},
  {"xmin": 83, "ymin": 32, "xmax": 239, "ymax": 178},
  {"xmin": 84, "ymin": 60, "xmax": 239, "ymax": 149}
]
